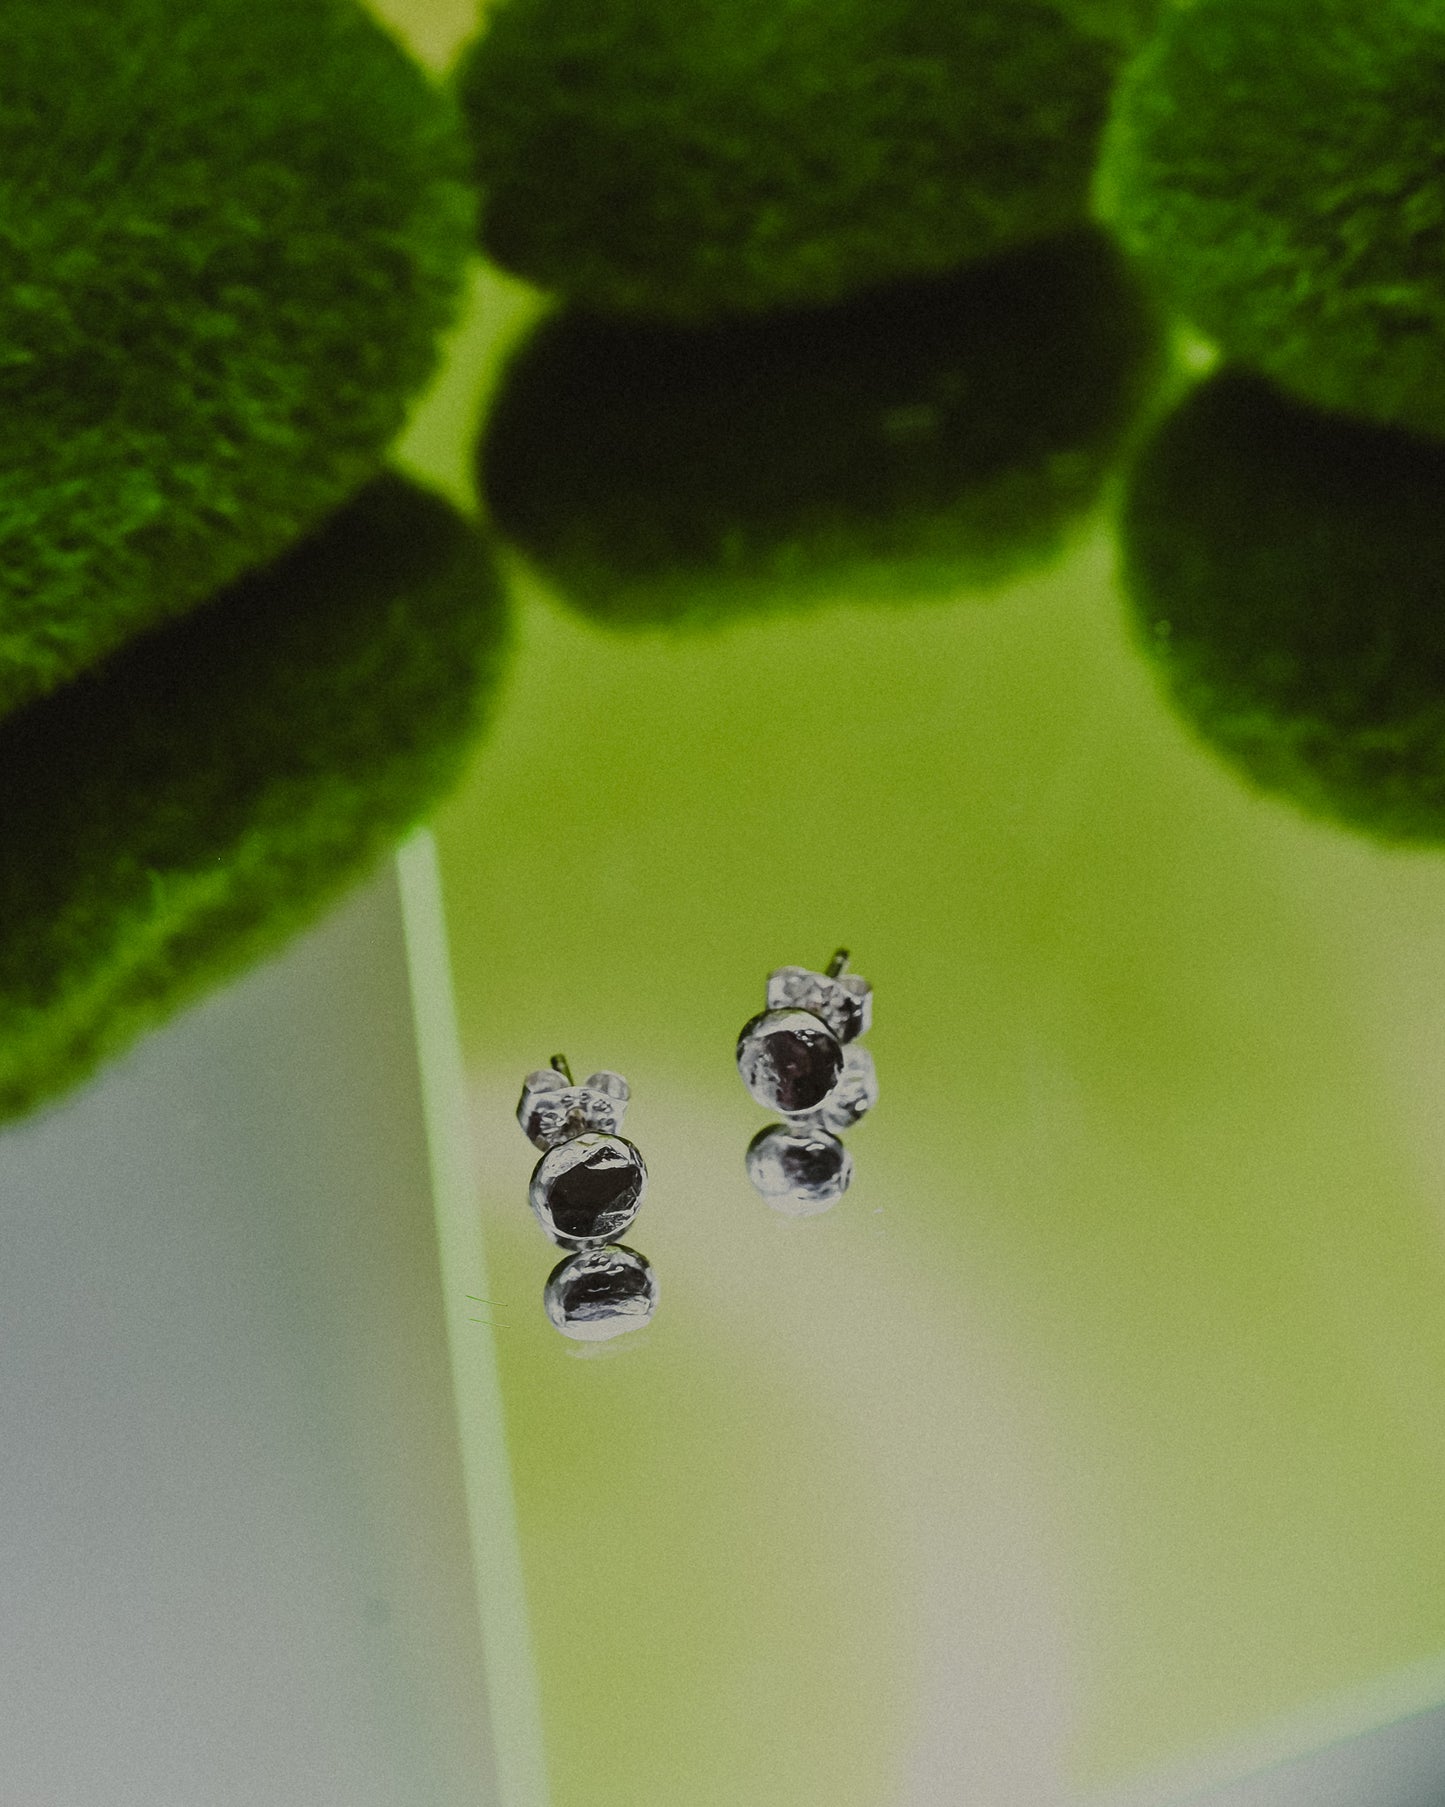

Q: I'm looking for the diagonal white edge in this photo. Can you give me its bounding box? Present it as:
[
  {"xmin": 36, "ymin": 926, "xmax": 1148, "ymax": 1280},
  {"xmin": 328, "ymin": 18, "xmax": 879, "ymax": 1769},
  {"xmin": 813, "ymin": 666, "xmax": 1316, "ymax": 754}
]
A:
[{"xmin": 396, "ymin": 831, "xmax": 551, "ymax": 1807}]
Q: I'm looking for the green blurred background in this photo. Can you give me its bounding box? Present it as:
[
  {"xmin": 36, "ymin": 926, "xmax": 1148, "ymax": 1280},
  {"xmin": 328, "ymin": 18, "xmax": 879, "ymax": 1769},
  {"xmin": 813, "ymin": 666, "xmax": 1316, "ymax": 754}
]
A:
[{"xmin": 378, "ymin": 3, "xmax": 1445, "ymax": 1801}]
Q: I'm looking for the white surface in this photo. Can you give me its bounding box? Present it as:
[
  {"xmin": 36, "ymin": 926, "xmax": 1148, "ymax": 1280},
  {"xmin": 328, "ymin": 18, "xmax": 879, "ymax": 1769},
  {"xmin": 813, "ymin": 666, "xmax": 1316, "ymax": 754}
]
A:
[
  {"xmin": 16, "ymin": 838, "xmax": 1433, "ymax": 1807},
  {"xmin": 0, "ymin": 864, "xmax": 494, "ymax": 1805}
]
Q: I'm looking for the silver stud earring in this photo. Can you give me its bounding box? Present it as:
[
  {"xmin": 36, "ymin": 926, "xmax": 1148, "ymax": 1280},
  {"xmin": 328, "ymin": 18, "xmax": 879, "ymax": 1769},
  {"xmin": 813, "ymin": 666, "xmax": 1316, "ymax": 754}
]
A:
[
  {"xmin": 517, "ymin": 1055, "xmax": 658, "ymax": 1340},
  {"xmin": 736, "ymin": 949, "xmax": 877, "ymax": 1213}
]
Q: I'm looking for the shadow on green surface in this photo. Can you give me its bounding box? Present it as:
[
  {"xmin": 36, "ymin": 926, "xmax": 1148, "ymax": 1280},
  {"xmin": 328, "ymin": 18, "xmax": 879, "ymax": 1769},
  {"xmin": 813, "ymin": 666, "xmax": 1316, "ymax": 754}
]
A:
[
  {"xmin": 480, "ymin": 228, "xmax": 1164, "ymax": 628},
  {"xmin": 1122, "ymin": 369, "xmax": 1445, "ymax": 843},
  {"xmin": 0, "ymin": 473, "xmax": 508, "ymax": 1123}
]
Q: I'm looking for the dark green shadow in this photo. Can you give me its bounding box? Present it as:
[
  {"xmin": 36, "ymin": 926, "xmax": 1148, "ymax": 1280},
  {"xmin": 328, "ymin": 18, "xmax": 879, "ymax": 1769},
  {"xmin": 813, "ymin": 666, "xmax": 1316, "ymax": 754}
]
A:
[
  {"xmin": 481, "ymin": 229, "xmax": 1164, "ymax": 627},
  {"xmin": 0, "ymin": 473, "xmax": 508, "ymax": 1123},
  {"xmin": 1121, "ymin": 369, "xmax": 1445, "ymax": 842}
]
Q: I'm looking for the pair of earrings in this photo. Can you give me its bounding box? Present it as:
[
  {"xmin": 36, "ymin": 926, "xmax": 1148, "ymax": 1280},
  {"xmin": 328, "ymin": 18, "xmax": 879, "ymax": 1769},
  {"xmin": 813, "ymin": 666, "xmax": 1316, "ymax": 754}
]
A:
[{"xmin": 515, "ymin": 951, "xmax": 876, "ymax": 1340}]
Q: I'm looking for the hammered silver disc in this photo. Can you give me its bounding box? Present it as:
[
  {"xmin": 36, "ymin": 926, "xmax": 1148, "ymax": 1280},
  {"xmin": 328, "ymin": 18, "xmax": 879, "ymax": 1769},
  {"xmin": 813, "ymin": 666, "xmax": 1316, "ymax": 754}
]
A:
[{"xmin": 544, "ymin": 1245, "xmax": 658, "ymax": 1340}]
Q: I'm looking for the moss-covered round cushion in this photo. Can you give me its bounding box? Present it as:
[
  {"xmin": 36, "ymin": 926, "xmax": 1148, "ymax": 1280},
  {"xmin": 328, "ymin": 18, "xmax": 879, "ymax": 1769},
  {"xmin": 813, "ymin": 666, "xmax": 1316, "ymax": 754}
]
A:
[
  {"xmin": 1097, "ymin": 0, "xmax": 1445, "ymax": 440},
  {"xmin": 482, "ymin": 231, "xmax": 1163, "ymax": 624},
  {"xmin": 0, "ymin": 0, "xmax": 475, "ymax": 718},
  {"xmin": 457, "ymin": 0, "xmax": 1128, "ymax": 320},
  {"xmin": 0, "ymin": 474, "xmax": 507, "ymax": 1123},
  {"xmin": 1122, "ymin": 370, "xmax": 1445, "ymax": 841}
]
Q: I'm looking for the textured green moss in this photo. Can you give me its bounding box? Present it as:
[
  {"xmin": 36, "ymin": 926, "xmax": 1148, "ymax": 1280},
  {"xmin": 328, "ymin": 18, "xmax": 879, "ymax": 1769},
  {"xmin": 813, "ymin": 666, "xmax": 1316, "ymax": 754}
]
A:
[
  {"xmin": 0, "ymin": 0, "xmax": 475, "ymax": 719},
  {"xmin": 457, "ymin": 0, "xmax": 1126, "ymax": 320},
  {"xmin": 0, "ymin": 475, "xmax": 507, "ymax": 1123},
  {"xmin": 1122, "ymin": 370, "xmax": 1445, "ymax": 841},
  {"xmin": 1058, "ymin": 0, "xmax": 1167, "ymax": 49},
  {"xmin": 1097, "ymin": 0, "xmax": 1445, "ymax": 440},
  {"xmin": 482, "ymin": 231, "xmax": 1163, "ymax": 626}
]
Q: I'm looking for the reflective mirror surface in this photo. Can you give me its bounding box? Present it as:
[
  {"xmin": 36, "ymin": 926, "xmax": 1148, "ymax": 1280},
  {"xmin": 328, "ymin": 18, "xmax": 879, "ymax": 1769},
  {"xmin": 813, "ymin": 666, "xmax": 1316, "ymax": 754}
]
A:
[
  {"xmin": 394, "ymin": 285, "xmax": 1445, "ymax": 1807},
  {"xmin": 380, "ymin": 4, "xmax": 1445, "ymax": 1802}
]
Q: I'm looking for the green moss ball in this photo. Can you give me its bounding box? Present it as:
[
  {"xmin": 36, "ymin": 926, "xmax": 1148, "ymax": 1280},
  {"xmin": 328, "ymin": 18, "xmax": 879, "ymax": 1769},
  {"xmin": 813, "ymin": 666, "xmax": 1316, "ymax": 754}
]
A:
[
  {"xmin": 481, "ymin": 231, "xmax": 1163, "ymax": 626},
  {"xmin": 1097, "ymin": 0, "xmax": 1445, "ymax": 441},
  {"xmin": 1059, "ymin": 0, "xmax": 1167, "ymax": 50},
  {"xmin": 1121, "ymin": 370, "xmax": 1445, "ymax": 841},
  {"xmin": 0, "ymin": 474, "xmax": 507, "ymax": 1124},
  {"xmin": 0, "ymin": 0, "xmax": 476, "ymax": 720},
  {"xmin": 456, "ymin": 0, "xmax": 1128, "ymax": 320}
]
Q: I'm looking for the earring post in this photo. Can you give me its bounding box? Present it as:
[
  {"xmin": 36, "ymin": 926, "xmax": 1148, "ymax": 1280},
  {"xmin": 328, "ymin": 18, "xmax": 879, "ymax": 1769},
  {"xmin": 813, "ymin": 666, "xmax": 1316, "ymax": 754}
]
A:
[
  {"xmin": 826, "ymin": 948, "xmax": 850, "ymax": 978},
  {"xmin": 549, "ymin": 1053, "xmax": 574, "ymax": 1084}
]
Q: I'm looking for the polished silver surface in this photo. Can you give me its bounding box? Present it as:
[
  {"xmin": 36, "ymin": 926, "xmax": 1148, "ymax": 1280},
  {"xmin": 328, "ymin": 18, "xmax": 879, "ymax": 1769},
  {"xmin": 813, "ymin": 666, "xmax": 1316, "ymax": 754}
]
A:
[
  {"xmin": 745, "ymin": 1122, "xmax": 854, "ymax": 1214},
  {"xmin": 792, "ymin": 1043, "xmax": 879, "ymax": 1135},
  {"xmin": 543, "ymin": 1245, "xmax": 659, "ymax": 1341},
  {"xmin": 528, "ymin": 1131, "xmax": 647, "ymax": 1248},
  {"xmin": 736, "ymin": 1007, "xmax": 845, "ymax": 1115}
]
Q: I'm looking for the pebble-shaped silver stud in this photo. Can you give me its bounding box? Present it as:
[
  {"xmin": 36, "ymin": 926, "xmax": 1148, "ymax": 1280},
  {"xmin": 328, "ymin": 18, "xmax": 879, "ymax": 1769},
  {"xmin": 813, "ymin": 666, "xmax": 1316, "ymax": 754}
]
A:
[
  {"xmin": 746, "ymin": 1123, "xmax": 854, "ymax": 1215},
  {"xmin": 544, "ymin": 1245, "xmax": 659, "ymax": 1341},
  {"xmin": 530, "ymin": 1130, "xmax": 647, "ymax": 1249},
  {"xmin": 736, "ymin": 1006, "xmax": 844, "ymax": 1115},
  {"xmin": 791, "ymin": 1043, "xmax": 878, "ymax": 1135}
]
